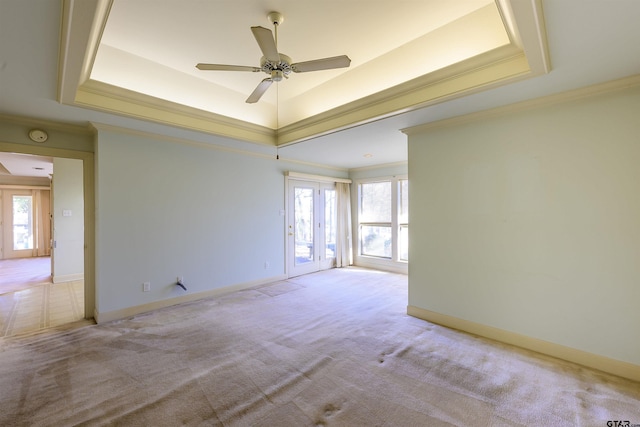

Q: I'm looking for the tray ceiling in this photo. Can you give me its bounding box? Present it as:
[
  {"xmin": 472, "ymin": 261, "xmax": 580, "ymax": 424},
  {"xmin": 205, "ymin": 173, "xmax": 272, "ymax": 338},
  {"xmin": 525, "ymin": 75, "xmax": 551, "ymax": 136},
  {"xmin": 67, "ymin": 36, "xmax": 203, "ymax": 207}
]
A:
[{"xmin": 59, "ymin": 0, "xmax": 548, "ymax": 147}]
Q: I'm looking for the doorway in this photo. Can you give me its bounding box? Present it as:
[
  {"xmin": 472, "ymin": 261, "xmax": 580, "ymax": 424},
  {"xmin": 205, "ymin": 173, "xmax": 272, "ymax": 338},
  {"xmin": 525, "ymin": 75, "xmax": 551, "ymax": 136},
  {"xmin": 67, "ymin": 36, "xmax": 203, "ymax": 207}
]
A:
[
  {"xmin": 0, "ymin": 138, "xmax": 94, "ymax": 320},
  {"xmin": 0, "ymin": 152, "xmax": 89, "ymax": 336},
  {"xmin": 287, "ymin": 179, "xmax": 336, "ymax": 277}
]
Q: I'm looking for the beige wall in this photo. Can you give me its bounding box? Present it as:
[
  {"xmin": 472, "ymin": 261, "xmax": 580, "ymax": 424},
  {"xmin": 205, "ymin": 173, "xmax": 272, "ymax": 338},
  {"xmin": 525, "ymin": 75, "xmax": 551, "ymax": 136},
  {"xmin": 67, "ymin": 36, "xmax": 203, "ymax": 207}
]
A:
[
  {"xmin": 407, "ymin": 85, "xmax": 640, "ymax": 366},
  {"xmin": 52, "ymin": 157, "xmax": 84, "ymax": 282}
]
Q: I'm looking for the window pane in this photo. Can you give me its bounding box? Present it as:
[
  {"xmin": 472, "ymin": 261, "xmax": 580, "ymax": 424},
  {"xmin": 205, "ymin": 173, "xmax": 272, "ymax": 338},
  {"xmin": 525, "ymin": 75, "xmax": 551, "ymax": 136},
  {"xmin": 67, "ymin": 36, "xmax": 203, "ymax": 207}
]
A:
[
  {"xmin": 324, "ymin": 189, "xmax": 336, "ymax": 259},
  {"xmin": 13, "ymin": 195, "xmax": 34, "ymax": 250},
  {"xmin": 399, "ymin": 225, "xmax": 409, "ymax": 261},
  {"xmin": 399, "ymin": 179, "xmax": 409, "ymax": 223},
  {"xmin": 361, "ymin": 181, "xmax": 391, "ymax": 222},
  {"xmin": 361, "ymin": 225, "xmax": 392, "ymax": 258},
  {"xmin": 294, "ymin": 188, "xmax": 314, "ymax": 265}
]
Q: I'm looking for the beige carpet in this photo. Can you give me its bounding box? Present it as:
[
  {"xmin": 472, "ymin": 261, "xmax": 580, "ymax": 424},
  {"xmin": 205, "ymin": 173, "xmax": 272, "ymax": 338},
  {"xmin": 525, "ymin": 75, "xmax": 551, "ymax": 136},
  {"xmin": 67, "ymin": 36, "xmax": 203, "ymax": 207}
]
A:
[{"xmin": 1, "ymin": 268, "xmax": 638, "ymax": 426}]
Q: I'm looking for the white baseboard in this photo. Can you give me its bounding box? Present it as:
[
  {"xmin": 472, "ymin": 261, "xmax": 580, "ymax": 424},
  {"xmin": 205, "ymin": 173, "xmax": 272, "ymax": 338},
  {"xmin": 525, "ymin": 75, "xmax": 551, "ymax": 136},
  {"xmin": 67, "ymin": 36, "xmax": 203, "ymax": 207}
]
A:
[
  {"xmin": 407, "ymin": 305, "xmax": 640, "ymax": 383},
  {"xmin": 95, "ymin": 274, "xmax": 287, "ymax": 324},
  {"xmin": 53, "ymin": 273, "xmax": 84, "ymax": 283}
]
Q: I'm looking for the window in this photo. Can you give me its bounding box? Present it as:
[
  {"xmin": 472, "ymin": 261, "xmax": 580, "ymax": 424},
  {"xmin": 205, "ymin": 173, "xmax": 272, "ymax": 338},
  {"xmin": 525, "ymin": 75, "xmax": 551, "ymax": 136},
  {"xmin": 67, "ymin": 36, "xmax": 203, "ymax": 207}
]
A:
[
  {"xmin": 360, "ymin": 181, "xmax": 392, "ymax": 258},
  {"xmin": 13, "ymin": 195, "xmax": 34, "ymax": 250},
  {"xmin": 358, "ymin": 177, "xmax": 408, "ymax": 263},
  {"xmin": 399, "ymin": 179, "xmax": 409, "ymax": 261}
]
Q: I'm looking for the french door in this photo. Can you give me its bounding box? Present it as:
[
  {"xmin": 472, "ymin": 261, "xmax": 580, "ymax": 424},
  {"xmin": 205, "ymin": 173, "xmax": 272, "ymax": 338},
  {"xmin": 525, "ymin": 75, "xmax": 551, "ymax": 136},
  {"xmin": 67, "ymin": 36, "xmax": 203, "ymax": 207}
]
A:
[
  {"xmin": 287, "ymin": 179, "xmax": 336, "ymax": 277},
  {"xmin": 2, "ymin": 190, "xmax": 35, "ymax": 259}
]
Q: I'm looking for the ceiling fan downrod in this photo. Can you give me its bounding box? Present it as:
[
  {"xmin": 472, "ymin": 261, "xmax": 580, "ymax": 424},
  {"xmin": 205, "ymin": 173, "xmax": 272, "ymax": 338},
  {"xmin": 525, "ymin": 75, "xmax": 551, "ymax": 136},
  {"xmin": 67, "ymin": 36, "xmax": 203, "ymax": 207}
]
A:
[{"xmin": 268, "ymin": 11, "xmax": 284, "ymax": 47}]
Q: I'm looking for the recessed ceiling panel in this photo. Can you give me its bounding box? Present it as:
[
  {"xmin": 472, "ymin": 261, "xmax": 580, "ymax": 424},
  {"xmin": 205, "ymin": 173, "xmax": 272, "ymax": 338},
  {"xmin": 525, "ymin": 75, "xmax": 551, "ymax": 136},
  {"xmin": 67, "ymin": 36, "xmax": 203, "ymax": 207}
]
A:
[{"xmin": 93, "ymin": 0, "xmax": 505, "ymax": 128}]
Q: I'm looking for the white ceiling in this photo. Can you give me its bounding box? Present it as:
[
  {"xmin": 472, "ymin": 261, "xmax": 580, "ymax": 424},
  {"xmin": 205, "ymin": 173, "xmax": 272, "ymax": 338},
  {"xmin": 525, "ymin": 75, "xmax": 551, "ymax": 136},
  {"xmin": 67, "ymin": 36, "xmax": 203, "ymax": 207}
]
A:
[
  {"xmin": 0, "ymin": 153, "xmax": 53, "ymax": 179},
  {"xmin": 1, "ymin": 1, "xmax": 640, "ymax": 171}
]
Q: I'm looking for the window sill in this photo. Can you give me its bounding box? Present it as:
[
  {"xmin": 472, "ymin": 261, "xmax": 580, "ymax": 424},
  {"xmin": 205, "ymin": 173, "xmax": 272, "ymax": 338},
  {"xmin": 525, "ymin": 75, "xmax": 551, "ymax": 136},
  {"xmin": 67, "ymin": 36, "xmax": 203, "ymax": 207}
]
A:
[{"xmin": 354, "ymin": 255, "xmax": 408, "ymax": 274}]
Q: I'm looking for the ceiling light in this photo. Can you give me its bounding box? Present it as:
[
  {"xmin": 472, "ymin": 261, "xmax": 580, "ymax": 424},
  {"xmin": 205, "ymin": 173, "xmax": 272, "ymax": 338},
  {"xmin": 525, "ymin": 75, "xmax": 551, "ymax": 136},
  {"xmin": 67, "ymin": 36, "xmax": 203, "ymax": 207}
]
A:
[{"xmin": 363, "ymin": 153, "xmax": 373, "ymax": 158}]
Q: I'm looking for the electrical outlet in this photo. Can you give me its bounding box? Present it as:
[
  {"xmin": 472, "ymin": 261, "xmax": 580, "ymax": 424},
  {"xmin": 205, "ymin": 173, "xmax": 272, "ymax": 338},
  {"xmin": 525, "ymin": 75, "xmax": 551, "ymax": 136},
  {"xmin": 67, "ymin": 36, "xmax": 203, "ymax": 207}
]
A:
[
  {"xmin": 177, "ymin": 276, "xmax": 184, "ymax": 284},
  {"xmin": 264, "ymin": 261, "xmax": 270, "ymax": 269},
  {"xmin": 143, "ymin": 281, "xmax": 151, "ymax": 292}
]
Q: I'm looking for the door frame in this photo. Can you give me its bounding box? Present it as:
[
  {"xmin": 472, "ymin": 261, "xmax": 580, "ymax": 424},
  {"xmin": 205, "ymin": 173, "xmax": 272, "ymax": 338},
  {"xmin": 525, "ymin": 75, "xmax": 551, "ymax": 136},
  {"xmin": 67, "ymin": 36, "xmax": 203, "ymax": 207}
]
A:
[
  {"xmin": 284, "ymin": 172, "xmax": 351, "ymax": 278},
  {"xmin": 287, "ymin": 179, "xmax": 322, "ymax": 277},
  {"xmin": 0, "ymin": 141, "xmax": 95, "ymax": 319}
]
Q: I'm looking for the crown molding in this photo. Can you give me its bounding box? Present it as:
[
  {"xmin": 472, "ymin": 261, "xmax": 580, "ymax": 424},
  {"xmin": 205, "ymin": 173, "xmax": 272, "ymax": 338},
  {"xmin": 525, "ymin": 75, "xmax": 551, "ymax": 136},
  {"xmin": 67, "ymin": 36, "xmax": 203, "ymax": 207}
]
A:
[
  {"xmin": 59, "ymin": 0, "xmax": 549, "ymax": 148},
  {"xmin": 58, "ymin": 0, "xmax": 113, "ymax": 105},
  {"xmin": 277, "ymin": 0, "xmax": 549, "ymax": 146},
  {"xmin": 499, "ymin": 0, "xmax": 550, "ymax": 75},
  {"xmin": 89, "ymin": 122, "xmax": 277, "ymax": 161},
  {"xmin": 402, "ymin": 73, "xmax": 640, "ymax": 136},
  {"xmin": 75, "ymin": 80, "xmax": 276, "ymax": 146},
  {"xmin": 0, "ymin": 113, "xmax": 93, "ymax": 135},
  {"xmin": 277, "ymin": 45, "xmax": 531, "ymax": 146},
  {"xmin": 348, "ymin": 161, "xmax": 408, "ymax": 174}
]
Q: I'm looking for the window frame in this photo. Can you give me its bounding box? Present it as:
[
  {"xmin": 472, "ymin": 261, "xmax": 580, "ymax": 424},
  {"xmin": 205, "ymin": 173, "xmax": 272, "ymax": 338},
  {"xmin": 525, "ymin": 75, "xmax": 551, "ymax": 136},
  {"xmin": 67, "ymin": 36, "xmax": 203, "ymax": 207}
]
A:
[{"xmin": 354, "ymin": 175, "xmax": 408, "ymax": 273}]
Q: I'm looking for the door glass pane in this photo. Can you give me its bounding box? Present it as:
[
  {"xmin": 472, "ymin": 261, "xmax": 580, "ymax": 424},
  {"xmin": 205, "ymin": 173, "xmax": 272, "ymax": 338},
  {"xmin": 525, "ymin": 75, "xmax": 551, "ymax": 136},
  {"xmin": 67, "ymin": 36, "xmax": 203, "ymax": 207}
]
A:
[
  {"xmin": 324, "ymin": 189, "xmax": 336, "ymax": 259},
  {"xmin": 13, "ymin": 195, "xmax": 34, "ymax": 250},
  {"xmin": 361, "ymin": 225, "xmax": 392, "ymax": 258},
  {"xmin": 360, "ymin": 181, "xmax": 391, "ymax": 222},
  {"xmin": 294, "ymin": 187, "xmax": 314, "ymax": 265}
]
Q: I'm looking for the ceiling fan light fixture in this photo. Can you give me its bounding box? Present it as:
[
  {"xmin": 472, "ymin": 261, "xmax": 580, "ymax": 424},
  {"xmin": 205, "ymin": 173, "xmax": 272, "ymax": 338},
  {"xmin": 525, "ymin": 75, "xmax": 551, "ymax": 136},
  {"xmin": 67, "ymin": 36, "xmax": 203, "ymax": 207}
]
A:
[{"xmin": 271, "ymin": 69, "xmax": 284, "ymax": 82}]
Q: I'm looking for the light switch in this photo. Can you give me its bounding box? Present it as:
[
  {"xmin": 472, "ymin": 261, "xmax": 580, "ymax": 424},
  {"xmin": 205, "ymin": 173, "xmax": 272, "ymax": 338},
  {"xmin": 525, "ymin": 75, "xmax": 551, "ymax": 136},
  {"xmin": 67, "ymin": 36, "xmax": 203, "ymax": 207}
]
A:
[{"xmin": 62, "ymin": 209, "xmax": 72, "ymax": 217}]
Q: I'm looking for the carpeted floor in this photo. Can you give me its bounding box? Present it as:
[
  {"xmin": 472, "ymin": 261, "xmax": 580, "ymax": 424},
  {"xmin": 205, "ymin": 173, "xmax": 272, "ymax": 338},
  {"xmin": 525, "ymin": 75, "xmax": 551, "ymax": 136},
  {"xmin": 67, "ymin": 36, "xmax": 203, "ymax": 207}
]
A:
[{"xmin": 1, "ymin": 268, "xmax": 639, "ymax": 426}]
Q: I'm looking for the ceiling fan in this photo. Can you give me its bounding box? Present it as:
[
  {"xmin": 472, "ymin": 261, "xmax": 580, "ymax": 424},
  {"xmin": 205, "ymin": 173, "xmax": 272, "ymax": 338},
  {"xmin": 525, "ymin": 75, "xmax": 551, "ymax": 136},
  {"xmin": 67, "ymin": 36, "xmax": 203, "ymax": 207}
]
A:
[{"xmin": 196, "ymin": 12, "xmax": 351, "ymax": 104}]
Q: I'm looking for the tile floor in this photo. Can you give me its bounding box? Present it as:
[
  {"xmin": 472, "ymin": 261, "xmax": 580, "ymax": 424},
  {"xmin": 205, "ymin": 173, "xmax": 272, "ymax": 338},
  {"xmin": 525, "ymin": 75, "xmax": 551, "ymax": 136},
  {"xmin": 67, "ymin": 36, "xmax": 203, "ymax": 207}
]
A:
[{"xmin": 0, "ymin": 280, "xmax": 88, "ymax": 337}]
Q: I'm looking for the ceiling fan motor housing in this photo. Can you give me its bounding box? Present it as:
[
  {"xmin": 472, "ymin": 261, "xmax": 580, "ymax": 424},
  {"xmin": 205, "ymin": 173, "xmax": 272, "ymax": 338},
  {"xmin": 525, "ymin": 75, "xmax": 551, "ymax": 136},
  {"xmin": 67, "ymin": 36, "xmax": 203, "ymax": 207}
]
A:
[{"xmin": 260, "ymin": 54, "xmax": 292, "ymax": 80}]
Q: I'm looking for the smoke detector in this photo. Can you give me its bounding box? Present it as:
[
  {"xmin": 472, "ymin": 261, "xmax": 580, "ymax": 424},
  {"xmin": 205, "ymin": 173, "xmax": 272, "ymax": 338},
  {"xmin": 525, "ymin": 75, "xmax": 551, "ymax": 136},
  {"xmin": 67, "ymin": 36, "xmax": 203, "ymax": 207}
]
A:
[{"xmin": 28, "ymin": 129, "xmax": 48, "ymax": 143}]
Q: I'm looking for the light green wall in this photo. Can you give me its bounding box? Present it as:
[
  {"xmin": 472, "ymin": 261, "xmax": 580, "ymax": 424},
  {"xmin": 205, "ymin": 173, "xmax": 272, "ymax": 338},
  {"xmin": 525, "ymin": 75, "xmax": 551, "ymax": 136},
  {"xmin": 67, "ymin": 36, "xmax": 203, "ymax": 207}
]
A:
[
  {"xmin": 408, "ymin": 86, "xmax": 640, "ymax": 365},
  {"xmin": 94, "ymin": 128, "xmax": 346, "ymax": 314}
]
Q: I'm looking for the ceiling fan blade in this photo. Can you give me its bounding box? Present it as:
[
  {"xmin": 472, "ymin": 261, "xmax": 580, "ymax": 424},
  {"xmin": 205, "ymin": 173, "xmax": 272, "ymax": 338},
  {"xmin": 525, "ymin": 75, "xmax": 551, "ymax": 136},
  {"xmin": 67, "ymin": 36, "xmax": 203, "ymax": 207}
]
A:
[
  {"xmin": 251, "ymin": 26, "xmax": 280, "ymax": 63},
  {"xmin": 196, "ymin": 63, "xmax": 261, "ymax": 72},
  {"xmin": 291, "ymin": 55, "xmax": 351, "ymax": 73},
  {"xmin": 246, "ymin": 78, "xmax": 273, "ymax": 104}
]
